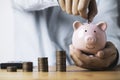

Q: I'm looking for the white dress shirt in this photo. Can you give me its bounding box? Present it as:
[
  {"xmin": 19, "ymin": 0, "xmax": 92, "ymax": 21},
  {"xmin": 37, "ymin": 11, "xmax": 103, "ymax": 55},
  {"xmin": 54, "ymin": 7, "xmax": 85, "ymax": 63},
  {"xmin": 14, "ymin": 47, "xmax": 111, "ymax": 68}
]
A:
[{"xmin": 0, "ymin": 0, "xmax": 119, "ymax": 66}]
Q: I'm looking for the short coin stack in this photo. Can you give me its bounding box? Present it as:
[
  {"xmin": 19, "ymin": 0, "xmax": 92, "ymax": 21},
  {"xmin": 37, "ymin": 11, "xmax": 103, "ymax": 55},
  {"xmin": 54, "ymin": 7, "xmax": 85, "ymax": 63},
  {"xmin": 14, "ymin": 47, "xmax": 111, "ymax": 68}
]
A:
[
  {"xmin": 7, "ymin": 66, "xmax": 17, "ymax": 72},
  {"xmin": 22, "ymin": 62, "xmax": 33, "ymax": 72},
  {"xmin": 38, "ymin": 57, "xmax": 48, "ymax": 72},
  {"xmin": 56, "ymin": 51, "xmax": 66, "ymax": 72}
]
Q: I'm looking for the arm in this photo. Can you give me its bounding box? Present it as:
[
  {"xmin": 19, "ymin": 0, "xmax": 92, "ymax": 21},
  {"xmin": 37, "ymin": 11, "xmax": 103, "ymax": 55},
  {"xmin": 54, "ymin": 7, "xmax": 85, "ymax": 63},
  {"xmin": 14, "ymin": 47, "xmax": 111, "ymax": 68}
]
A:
[
  {"xmin": 12, "ymin": 0, "xmax": 58, "ymax": 11},
  {"xmin": 94, "ymin": 0, "xmax": 120, "ymax": 65},
  {"xmin": 70, "ymin": 0, "xmax": 120, "ymax": 70}
]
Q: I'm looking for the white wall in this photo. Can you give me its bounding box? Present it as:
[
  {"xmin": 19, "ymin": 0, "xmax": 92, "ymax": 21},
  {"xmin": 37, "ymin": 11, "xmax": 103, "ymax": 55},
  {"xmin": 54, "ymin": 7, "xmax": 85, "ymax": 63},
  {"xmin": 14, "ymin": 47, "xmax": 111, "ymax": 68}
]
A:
[{"xmin": 0, "ymin": 0, "xmax": 15, "ymax": 62}]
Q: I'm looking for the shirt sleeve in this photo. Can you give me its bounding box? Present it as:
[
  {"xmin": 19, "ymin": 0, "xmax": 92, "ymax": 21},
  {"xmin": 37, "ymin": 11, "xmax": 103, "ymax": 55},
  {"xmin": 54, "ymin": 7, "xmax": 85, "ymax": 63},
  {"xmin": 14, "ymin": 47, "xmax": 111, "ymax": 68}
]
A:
[
  {"xmin": 11, "ymin": 0, "xmax": 59, "ymax": 11},
  {"xmin": 94, "ymin": 0, "xmax": 120, "ymax": 65}
]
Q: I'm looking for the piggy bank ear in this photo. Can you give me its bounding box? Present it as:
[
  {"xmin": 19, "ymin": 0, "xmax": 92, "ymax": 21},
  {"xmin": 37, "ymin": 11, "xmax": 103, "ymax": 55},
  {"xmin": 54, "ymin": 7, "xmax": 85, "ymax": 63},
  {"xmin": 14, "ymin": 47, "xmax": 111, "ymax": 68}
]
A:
[
  {"xmin": 97, "ymin": 21, "xmax": 107, "ymax": 31},
  {"xmin": 73, "ymin": 21, "xmax": 82, "ymax": 30}
]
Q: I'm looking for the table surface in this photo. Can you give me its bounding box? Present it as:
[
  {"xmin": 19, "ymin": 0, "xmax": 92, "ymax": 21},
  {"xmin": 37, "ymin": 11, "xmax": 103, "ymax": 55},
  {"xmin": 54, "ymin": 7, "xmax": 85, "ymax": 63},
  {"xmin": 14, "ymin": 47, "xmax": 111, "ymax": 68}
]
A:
[{"xmin": 0, "ymin": 65, "xmax": 120, "ymax": 80}]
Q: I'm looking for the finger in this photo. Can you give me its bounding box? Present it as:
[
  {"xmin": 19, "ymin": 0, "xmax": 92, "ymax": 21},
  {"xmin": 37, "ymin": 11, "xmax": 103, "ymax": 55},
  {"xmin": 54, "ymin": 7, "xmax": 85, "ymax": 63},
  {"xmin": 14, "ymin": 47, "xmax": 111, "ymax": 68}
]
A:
[
  {"xmin": 70, "ymin": 53, "xmax": 83, "ymax": 67},
  {"xmin": 72, "ymin": 0, "xmax": 79, "ymax": 15},
  {"xmin": 78, "ymin": 0, "xmax": 90, "ymax": 19},
  {"xmin": 76, "ymin": 52, "xmax": 90, "ymax": 63},
  {"xmin": 69, "ymin": 45, "xmax": 83, "ymax": 66},
  {"xmin": 76, "ymin": 52, "xmax": 102, "ymax": 66},
  {"xmin": 58, "ymin": 0, "xmax": 66, "ymax": 11},
  {"xmin": 101, "ymin": 41, "xmax": 117, "ymax": 58},
  {"xmin": 69, "ymin": 45, "xmax": 75, "ymax": 54},
  {"xmin": 69, "ymin": 44, "xmax": 81, "ymax": 57},
  {"xmin": 75, "ymin": 51, "xmax": 110, "ymax": 69},
  {"xmin": 65, "ymin": 0, "xmax": 72, "ymax": 14},
  {"xmin": 69, "ymin": 44, "xmax": 75, "ymax": 50},
  {"xmin": 76, "ymin": 50, "xmax": 117, "ymax": 70},
  {"xmin": 76, "ymin": 52, "xmax": 97, "ymax": 68},
  {"xmin": 88, "ymin": 0, "xmax": 98, "ymax": 22}
]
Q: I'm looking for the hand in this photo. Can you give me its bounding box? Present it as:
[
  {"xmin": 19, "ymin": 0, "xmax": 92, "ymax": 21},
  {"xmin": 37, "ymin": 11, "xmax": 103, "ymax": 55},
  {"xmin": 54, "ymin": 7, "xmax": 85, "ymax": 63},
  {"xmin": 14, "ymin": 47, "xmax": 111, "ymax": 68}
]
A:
[
  {"xmin": 58, "ymin": 0, "xmax": 98, "ymax": 22},
  {"xmin": 69, "ymin": 41, "xmax": 118, "ymax": 70}
]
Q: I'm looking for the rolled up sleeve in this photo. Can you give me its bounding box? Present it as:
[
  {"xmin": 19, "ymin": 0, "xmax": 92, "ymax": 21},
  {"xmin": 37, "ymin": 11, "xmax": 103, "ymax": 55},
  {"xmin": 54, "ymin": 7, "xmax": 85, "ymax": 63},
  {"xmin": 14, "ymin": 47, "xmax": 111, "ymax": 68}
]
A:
[{"xmin": 12, "ymin": 0, "xmax": 58, "ymax": 11}]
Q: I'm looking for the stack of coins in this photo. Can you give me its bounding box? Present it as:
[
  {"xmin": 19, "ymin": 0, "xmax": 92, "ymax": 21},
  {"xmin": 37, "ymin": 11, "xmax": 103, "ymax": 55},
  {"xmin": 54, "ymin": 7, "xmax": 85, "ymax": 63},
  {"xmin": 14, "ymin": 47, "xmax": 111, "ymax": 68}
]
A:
[
  {"xmin": 56, "ymin": 51, "xmax": 66, "ymax": 72},
  {"xmin": 7, "ymin": 66, "xmax": 17, "ymax": 72},
  {"xmin": 22, "ymin": 62, "xmax": 33, "ymax": 72},
  {"xmin": 38, "ymin": 57, "xmax": 48, "ymax": 72}
]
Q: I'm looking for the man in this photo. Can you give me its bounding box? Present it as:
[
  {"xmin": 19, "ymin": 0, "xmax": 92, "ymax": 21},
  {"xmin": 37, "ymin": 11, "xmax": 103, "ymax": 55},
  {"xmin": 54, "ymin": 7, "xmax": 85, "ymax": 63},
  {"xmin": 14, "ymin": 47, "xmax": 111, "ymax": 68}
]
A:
[{"xmin": 12, "ymin": 0, "xmax": 120, "ymax": 70}]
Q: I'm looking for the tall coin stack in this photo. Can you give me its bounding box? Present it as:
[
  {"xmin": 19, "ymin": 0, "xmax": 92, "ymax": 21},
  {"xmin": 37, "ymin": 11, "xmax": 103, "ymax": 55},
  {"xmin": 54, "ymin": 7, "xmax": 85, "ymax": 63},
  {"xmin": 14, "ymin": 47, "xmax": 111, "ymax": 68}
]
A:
[
  {"xmin": 56, "ymin": 51, "xmax": 66, "ymax": 72},
  {"xmin": 38, "ymin": 57, "xmax": 48, "ymax": 72},
  {"xmin": 22, "ymin": 62, "xmax": 33, "ymax": 72}
]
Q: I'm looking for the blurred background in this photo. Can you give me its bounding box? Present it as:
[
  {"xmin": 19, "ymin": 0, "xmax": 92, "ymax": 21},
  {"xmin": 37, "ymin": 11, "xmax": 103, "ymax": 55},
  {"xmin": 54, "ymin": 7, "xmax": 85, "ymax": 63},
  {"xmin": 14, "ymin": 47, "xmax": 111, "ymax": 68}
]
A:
[{"xmin": 0, "ymin": 0, "xmax": 15, "ymax": 62}]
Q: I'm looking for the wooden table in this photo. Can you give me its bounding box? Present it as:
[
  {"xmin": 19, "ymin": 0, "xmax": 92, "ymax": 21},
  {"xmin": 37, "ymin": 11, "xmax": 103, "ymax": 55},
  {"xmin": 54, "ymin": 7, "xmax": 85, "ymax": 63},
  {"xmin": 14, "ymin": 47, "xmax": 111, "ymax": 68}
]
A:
[{"xmin": 0, "ymin": 65, "xmax": 120, "ymax": 80}]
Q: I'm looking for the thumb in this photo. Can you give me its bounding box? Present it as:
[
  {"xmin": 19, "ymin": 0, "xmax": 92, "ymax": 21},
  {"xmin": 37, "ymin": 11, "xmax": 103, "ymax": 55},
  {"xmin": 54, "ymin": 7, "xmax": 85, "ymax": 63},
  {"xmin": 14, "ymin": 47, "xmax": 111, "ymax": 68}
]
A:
[{"xmin": 96, "ymin": 51, "xmax": 104, "ymax": 59}]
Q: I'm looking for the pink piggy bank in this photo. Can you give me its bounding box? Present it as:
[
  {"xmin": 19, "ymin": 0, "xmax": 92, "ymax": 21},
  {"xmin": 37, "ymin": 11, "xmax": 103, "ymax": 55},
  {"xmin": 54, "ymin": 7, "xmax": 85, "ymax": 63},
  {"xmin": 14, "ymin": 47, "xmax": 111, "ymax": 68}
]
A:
[{"xmin": 72, "ymin": 21, "xmax": 107, "ymax": 54}]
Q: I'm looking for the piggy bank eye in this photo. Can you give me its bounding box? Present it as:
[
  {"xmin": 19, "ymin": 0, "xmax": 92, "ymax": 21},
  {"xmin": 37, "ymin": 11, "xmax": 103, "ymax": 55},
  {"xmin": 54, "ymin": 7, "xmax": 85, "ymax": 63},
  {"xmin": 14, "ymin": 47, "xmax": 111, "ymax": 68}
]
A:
[
  {"xmin": 94, "ymin": 30, "xmax": 96, "ymax": 33},
  {"xmin": 85, "ymin": 30, "xmax": 87, "ymax": 32}
]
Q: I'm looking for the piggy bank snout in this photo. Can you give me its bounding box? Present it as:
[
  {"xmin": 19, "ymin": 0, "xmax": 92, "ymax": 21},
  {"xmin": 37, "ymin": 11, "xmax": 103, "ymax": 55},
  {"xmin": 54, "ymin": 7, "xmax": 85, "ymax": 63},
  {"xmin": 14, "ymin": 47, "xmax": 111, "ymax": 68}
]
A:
[{"xmin": 85, "ymin": 35, "xmax": 96, "ymax": 44}]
